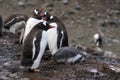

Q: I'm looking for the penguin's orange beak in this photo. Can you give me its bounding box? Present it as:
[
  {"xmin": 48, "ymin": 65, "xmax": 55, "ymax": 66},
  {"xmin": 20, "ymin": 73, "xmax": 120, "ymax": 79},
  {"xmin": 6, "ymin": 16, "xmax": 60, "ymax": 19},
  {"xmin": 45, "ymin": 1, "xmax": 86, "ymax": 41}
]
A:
[{"xmin": 50, "ymin": 25, "xmax": 55, "ymax": 28}]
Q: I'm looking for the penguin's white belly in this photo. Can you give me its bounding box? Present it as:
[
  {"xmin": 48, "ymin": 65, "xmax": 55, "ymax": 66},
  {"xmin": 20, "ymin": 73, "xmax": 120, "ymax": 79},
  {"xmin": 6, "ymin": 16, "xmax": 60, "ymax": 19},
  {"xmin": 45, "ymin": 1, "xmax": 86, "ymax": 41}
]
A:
[
  {"xmin": 9, "ymin": 21, "xmax": 25, "ymax": 34},
  {"xmin": 47, "ymin": 28, "xmax": 58, "ymax": 55}
]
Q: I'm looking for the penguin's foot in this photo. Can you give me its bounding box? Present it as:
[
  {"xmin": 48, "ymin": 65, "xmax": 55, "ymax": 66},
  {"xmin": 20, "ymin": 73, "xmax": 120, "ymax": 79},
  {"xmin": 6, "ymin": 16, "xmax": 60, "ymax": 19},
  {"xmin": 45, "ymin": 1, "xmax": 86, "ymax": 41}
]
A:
[{"xmin": 29, "ymin": 68, "xmax": 40, "ymax": 73}]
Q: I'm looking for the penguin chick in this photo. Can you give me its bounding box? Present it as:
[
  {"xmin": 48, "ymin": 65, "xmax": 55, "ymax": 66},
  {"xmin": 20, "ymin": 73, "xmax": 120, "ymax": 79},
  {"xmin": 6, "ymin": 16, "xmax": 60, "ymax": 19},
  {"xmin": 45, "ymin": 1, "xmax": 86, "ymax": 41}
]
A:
[{"xmin": 53, "ymin": 46, "xmax": 84, "ymax": 63}]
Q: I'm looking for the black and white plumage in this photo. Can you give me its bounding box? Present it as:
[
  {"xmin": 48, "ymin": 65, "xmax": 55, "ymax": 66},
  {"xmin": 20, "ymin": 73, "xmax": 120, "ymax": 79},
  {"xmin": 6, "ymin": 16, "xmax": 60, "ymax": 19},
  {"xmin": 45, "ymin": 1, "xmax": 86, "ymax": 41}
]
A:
[
  {"xmin": 0, "ymin": 15, "xmax": 3, "ymax": 37},
  {"xmin": 4, "ymin": 14, "xmax": 28, "ymax": 30},
  {"xmin": 35, "ymin": 11, "xmax": 69, "ymax": 55},
  {"xmin": 21, "ymin": 18, "xmax": 50, "ymax": 70},
  {"xmin": 93, "ymin": 33, "xmax": 102, "ymax": 47},
  {"xmin": 4, "ymin": 14, "xmax": 28, "ymax": 43},
  {"xmin": 21, "ymin": 10, "xmax": 69, "ymax": 71},
  {"xmin": 53, "ymin": 47, "xmax": 83, "ymax": 63}
]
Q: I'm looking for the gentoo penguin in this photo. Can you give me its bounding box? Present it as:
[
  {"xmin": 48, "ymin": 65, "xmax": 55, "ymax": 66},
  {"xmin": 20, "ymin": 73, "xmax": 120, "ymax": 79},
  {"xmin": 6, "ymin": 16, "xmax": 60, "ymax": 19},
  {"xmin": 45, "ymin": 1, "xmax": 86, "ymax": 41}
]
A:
[
  {"xmin": 21, "ymin": 21, "xmax": 50, "ymax": 72},
  {"xmin": 0, "ymin": 15, "xmax": 3, "ymax": 37},
  {"xmin": 22, "ymin": 17, "xmax": 45, "ymax": 44},
  {"xmin": 4, "ymin": 14, "xmax": 28, "ymax": 43},
  {"xmin": 33, "ymin": 9, "xmax": 69, "ymax": 55},
  {"xmin": 22, "ymin": 9, "xmax": 46, "ymax": 44},
  {"xmin": 41, "ymin": 12, "xmax": 69, "ymax": 47},
  {"xmin": 34, "ymin": 9, "xmax": 69, "ymax": 47},
  {"xmin": 93, "ymin": 33, "xmax": 102, "ymax": 47},
  {"xmin": 4, "ymin": 14, "xmax": 28, "ymax": 31},
  {"xmin": 53, "ymin": 47, "xmax": 84, "ymax": 63}
]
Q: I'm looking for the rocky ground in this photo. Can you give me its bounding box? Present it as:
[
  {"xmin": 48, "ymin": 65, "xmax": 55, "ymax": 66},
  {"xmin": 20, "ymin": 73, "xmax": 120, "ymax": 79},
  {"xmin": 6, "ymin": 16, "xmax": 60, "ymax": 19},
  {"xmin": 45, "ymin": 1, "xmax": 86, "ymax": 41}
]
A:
[{"xmin": 0, "ymin": 0, "xmax": 120, "ymax": 80}]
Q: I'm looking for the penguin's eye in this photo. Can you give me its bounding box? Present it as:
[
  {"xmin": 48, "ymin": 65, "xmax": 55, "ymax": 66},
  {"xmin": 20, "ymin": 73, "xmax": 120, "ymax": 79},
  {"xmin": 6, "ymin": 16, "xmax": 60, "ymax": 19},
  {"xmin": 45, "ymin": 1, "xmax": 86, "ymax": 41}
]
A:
[{"xmin": 34, "ymin": 9, "xmax": 39, "ymax": 15}]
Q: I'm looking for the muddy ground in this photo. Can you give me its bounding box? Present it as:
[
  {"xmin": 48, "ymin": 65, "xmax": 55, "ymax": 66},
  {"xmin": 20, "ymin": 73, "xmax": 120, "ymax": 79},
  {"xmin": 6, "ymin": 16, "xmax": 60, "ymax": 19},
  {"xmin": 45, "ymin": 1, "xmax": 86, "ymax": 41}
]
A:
[{"xmin": 0, "ymin": 0, "xmax": 120, "ymax": 80}]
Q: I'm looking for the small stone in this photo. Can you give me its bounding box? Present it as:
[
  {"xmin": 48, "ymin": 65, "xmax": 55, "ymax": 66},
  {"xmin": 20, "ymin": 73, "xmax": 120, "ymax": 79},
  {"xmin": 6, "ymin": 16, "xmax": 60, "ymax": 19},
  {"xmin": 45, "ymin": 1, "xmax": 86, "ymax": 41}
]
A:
[
  {"xmin": 20, "ymin": 78, "xmax": 30, "ymax": 80},
  {"xmin": 62, "ymin": 0, "xmax": 68, "ymax": 5},
  {"xmin": 61, "ymin": 11, "xmax": 68, "ymax": 19},
  {"xmin": 75, "ymin": 5, "xmax": 81, "ymax": 11},
  {"xmin": 9, "ymin": 73, "xmax": 19, "ymax": 78},
  {"xmin": 18, "ymin": 1, "xmax": 25, "ymax": 7},
  {"xmin": 98, "ymin": 20, "xmax": 106, "ymax": 26},
  {"xmin": 68, "ymin": 10, "xmax": 75, "ymax": 15}
]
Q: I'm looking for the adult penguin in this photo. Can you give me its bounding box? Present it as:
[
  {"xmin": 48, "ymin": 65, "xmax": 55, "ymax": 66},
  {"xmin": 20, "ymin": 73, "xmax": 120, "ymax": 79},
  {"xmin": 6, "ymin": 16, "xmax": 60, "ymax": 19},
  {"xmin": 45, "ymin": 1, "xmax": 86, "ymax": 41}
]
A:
[
  {"xmin": 21, "ymin": 20, "xmax": 51, "ymax": 72},
  {"xmin": 33, "ymin": 9, "xmax": 69, "ymax": 55},
  {"xmin": 4, "ymin": 14, "xmax": 28, "ymax": 43}
]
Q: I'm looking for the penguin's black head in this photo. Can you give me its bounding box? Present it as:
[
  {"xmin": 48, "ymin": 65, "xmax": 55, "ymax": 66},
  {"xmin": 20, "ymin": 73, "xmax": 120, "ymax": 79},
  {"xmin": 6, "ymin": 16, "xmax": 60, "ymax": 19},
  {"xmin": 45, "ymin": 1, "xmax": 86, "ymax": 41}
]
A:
[
  {"xmin": 33, "ymin": 9, "xmax": 42, "ymax": 19},
  {"xmin": 42, "ymin": 12, "xmax": 51, "ymax": 20},
  {"xmin": 4, "ymin": 14, "xmax": 28, "ymax": 29}
]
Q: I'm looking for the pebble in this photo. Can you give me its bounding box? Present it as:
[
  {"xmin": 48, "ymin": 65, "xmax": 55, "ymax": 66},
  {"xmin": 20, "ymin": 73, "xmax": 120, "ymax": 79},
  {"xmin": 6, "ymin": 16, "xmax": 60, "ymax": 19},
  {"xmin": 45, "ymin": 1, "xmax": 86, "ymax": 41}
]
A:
[
  {"xmin": 20, "ymin": 77, "xmax": 30, "ymax": 80},
  {"xmin": 62, "ymin": 0, "xmax": 68, "ymax": 5},
  {"xmin": 88, "ymin": 68, "xmax": 98, "ymax": 73},
  {"xmin": 18, "ymin": 1, "xmax": 25, "ymax": 7},
  {"xmin": 61, "ymin": 11, "xmax": 68, "ymax": 19},
  {"xmin": 109, "ymin": 65, "xmax": 120, "ymax": 73},
  {"xmin": 9, "ymin": 73, "xmax": 19, "ymax": 78}
]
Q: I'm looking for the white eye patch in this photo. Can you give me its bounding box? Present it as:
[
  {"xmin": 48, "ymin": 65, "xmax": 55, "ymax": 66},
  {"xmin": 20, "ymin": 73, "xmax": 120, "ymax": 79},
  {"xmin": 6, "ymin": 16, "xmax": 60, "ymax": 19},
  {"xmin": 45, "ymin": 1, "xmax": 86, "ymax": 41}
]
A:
[
  {"xmin": 50, "ymin": 16, "xmax": 54, "ymax": 19},
  {"xmin": 34, "ymin": 9, "xmax": 39, "ymax": 15},
  {"xmin": 43, "ymin": 21, "xmax": 47, "ymax": 26}
]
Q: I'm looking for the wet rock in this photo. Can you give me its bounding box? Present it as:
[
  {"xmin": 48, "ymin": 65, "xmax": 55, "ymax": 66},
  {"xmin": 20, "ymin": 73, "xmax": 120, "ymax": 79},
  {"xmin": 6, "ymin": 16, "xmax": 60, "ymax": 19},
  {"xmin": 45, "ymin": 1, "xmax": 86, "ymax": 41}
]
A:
[{"xmin": 62, "ymin": 0, "xmax": 68, "ymax": 5}]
